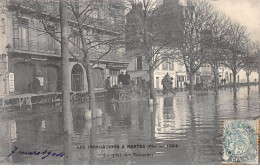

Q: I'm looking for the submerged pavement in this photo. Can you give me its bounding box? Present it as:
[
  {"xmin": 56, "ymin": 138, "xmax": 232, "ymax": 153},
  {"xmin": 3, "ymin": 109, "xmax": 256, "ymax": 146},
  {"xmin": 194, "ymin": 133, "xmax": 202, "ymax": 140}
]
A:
[{"xmin": 0, "ymin": 86, "xmax": 260, "ymax": 164}]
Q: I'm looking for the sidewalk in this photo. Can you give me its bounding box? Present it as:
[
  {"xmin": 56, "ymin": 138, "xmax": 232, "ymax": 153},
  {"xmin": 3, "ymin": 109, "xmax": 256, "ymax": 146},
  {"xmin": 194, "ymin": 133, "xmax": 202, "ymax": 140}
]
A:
[{"xmin": 0, "ymin": 89, "xmax": 107, "ymax": 111}]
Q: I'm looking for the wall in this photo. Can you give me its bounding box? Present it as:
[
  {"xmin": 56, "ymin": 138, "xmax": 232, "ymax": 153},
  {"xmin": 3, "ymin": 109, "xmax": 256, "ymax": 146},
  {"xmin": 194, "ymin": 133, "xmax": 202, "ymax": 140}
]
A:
[{"xmin": 0, "ymin": 12, "xmax": 11, "ymax": 97}]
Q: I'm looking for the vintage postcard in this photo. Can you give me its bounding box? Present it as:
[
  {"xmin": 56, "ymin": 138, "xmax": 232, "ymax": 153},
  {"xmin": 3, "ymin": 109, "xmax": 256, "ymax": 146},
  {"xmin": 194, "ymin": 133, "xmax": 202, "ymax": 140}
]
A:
[{"xmin": 0, "ymin": 0, "xmax": 260, "ymax": 165}]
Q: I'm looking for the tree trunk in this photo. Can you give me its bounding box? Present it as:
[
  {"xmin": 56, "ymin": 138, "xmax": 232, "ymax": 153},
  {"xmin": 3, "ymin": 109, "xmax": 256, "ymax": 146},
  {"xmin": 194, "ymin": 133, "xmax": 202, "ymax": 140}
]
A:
[
  {"xmin": 60, "ymin": 0, "xmax": 73, "ymax": 135},
  {"xmin": 79, "ymin": 29, "xmax": 97, "ymax": 118},
  {"xmin": 213, "ymin": 67, "xmax": 219, "ymax": 94},
  {"xmin": 232, "ymin": 70, "xmax": 237, "ymax": 93},
  {"xmin": 189, "ymin": 72, "xmax": 194, "ymax": 97},
  {"xmin": 149, "ymin": 65, "xmax": 155, "ymax": 100},
  {"xmin": 258, "ymin": 71, "xmax": 260, "ymax": 93},
  {"xmin": 246, "ymin": 72, "xmax": 250, "ymax": 87},
  {"xmin": 83, "ymin": 59, "xmax": 97, "ymax": 118}
]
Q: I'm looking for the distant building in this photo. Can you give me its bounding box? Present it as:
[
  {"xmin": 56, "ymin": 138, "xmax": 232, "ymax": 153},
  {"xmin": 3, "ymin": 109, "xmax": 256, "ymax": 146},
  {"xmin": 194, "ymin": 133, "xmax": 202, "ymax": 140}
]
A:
[
  {"xmin": 0, "ymin": 0, "xmax": 128, "ymax": 96},
  {"xmin": 125, "ymin": 0, "xmax": 187, "ymax": 90},
  {"xmin": 218, "ymin": 66, "xmax": 258, "ymax": 84}
]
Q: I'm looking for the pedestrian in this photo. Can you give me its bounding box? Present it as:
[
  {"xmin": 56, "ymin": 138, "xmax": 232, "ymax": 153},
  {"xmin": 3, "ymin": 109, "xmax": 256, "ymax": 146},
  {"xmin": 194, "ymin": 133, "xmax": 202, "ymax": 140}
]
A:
[
  {"xmin": 130, "ymin": 78, "xmax": 135, "ymax": 86},
  {"xmin": 125, "ymin": 71, "xmax": 131, "ymax": 85},
  {"xmin": 164, "ymin": 73, "xmax": 170, "ymax": 82},
  {"xmin": 104, "ymin": 76, "xmax": 111, "ymax": 90},
  {"xmin": 118, "ymin": 72, "xmax": 124, "ymax": 85},
  {"xmin": 137, "ymin": 78, "xmax": 143, "ymax": 95},
  {"xmin": 161, "ymin": 78, "xmax": 166, "ymax": 95},
  {"xmin": 141, "ymin": 77, "xmax": 146, "ymax": 93},
  {"xmin": 223, "ymin": 78, "xmax": 226, "ymax": 85}
]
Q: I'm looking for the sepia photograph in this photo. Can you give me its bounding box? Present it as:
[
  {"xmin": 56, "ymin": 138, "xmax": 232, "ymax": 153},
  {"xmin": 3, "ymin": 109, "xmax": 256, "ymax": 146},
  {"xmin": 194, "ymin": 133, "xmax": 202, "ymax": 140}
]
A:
[{"xmin": 0, "ymin": 0, "xmax": 259, "ymax": 165}]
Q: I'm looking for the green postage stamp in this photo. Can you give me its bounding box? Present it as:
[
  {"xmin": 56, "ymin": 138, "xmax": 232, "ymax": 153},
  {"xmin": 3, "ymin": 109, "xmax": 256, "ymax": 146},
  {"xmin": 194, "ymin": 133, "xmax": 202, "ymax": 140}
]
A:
[{"xmin": 222, "ymin": 120, "xmax": 259, "ymax": 164}]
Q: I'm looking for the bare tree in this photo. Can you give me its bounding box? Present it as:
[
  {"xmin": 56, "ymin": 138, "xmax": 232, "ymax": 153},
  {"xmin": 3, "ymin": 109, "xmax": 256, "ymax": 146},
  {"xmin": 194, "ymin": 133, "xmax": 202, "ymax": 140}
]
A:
[
  {"xmin": 250, "ymin": 41, "xmax": 260, "ymax": 90},
  {"xmin": 243, "ymin": 39, "xmax": 258, "ymax": 88},
  {"xmin": 6, "ymin": 0, "xmax": 125, "ymax": 116},
  {"xmin": 222, "ymin": 23, "xmax": 248, "ymax": 93},
  {"xmin": 125, "ymin": 0, "xmax": 173, "ymax": 101},
  {"xmin": 174, "ymin": 0, "xmax": 213, "ymax": 97},
  {"xmin": 204, "ymin": 13, "xmax": 231, "ymax": 93},
  {"xmin": 60, "ymin": 0, "xmax": 73, "ymax": 135}
]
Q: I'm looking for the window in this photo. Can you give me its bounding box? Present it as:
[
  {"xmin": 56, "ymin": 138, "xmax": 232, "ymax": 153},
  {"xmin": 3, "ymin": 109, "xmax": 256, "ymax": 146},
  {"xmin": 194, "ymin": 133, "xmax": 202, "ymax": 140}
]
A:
[
  {"xmin": 72, "ymin": 36, "xmax": 81, "ymax": 55},
  {"xmin": 169, "ymin": 59, "xmax": 174, "ymax": 70},
  {"xmin": 90, "ymin": 9, "xmax": 99, "ymax": 19},
  {"xmin": 46, "ymin": 25, "xmax": 55, "ymax": 52},
  {"xmin": 136, "ymin": 56, "xmax": 142, "ymax": 70},
  {"xmin": 162, "ymin": 59, "xmax": 168, "ymax": 70},
  {"xmin": 18, "ymin": 18, "xmax": 29, "ymax": 50},
  {"xmin": 178, "ymin": 63, "xmax": 183, "ymax": 71},
  {"xmin": 1, "ymin": 18, "xmax": 5, "ymax": 34}
]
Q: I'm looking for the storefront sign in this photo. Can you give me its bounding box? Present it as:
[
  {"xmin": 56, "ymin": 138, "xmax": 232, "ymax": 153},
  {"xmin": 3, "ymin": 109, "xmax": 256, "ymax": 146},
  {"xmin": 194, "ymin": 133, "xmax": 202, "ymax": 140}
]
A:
[
  {"xmin": 106, "ymin": 63, "xmax": 128, "ymax": 69},
  {"xmin": 9, "ymin": 73, "xmax": 15, "ymax": 92}
]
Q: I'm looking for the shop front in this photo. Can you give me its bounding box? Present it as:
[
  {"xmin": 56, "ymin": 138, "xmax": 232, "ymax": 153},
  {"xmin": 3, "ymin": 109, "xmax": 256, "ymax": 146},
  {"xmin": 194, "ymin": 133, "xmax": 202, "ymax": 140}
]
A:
[{"xmin": 106, "ymin": 62, "xmax": 128, "ymax": 87}]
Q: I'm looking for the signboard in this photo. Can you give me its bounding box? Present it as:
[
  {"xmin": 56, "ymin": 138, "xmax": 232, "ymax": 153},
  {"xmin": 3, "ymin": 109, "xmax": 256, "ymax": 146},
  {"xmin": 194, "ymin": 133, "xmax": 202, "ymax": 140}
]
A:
[
  {"xmin": 37, "ymin": 77, "xmax": 44, "ymax": 86},
  {"xmin": 9, "ymin": 73, "xmax": 15, "ymax": 92},
  {"xmin": 106, "ymin": 63, "xmax": 128, "ymax": 69}
]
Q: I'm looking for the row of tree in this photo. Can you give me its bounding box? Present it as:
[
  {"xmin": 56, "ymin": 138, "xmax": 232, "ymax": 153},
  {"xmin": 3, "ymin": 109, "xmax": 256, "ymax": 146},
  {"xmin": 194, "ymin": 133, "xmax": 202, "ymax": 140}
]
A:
[
  {"xmin": 2, "ymin": 0, "xmax": 260, "ymax": 112},
  {"xmin": 126, "ymin": 0, "xmax": 260, "ymax": 98}
]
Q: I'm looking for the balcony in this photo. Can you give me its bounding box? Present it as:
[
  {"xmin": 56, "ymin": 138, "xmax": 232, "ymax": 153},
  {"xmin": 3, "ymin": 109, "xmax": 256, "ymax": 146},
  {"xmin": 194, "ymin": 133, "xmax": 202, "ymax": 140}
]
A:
[
  {"xmin": 7, "ymin": 0, "xmax": 60, "ymax": 16},
  {"xmin": 13, "ymin": 38, "xmax": 60, "ymax": 56}
]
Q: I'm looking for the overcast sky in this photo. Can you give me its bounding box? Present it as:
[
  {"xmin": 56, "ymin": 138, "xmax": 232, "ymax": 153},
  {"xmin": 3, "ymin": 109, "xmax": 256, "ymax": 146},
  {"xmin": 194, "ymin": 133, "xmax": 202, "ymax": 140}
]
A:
[{"xmin": 209, "ymin": 0, "xmax": 260, "ymax": 42}]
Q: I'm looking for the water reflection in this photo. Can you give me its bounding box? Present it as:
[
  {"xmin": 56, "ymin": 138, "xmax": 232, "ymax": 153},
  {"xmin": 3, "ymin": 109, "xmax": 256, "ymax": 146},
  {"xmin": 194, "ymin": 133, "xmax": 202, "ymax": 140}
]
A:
[{"xmin": 0, "ymin": 86, "xmax": 260, "ymax": 164}]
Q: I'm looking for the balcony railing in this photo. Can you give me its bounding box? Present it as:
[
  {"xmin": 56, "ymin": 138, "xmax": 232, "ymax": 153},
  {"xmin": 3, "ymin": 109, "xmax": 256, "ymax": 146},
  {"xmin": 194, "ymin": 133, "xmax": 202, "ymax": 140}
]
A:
[
  {"xmin": 7, "ymin": 0, "xmax": 60, "ymax": 15},
  {"xmin": 13, "ymin": 38, "xmax": 60, "ymax": 55},
  {"xmin": 12, "ymin": 38, "xmax": 129, "ymax": 62}
]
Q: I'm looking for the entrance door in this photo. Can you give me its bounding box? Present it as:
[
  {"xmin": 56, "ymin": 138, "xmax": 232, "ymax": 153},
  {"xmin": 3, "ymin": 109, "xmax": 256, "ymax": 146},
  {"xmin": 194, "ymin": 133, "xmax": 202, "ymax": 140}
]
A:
[
  {"xmin": 14, "ymin": 62, "xmax": 34, "ymax": 94},
  {"xmin": 72, "ymin": 74, "xmax": 82, "ymax": 91},
  {"xmin": 71, "ymin": 64, "xmax": 84, "ymax": 91},
  {"xmin": 45, "ymin": 66, "xmax": 58, "ymax": 92}
]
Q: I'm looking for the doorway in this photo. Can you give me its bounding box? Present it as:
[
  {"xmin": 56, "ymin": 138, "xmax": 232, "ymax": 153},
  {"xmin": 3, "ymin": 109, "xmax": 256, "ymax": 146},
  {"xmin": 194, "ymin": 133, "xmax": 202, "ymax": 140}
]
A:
[
  {"xmin": 14, "ymin": 62, "xmax": 34, "ymax": 94},
  {"xmin": 71, "ymin": 64, "xmax": 84, "ymax": 91}
]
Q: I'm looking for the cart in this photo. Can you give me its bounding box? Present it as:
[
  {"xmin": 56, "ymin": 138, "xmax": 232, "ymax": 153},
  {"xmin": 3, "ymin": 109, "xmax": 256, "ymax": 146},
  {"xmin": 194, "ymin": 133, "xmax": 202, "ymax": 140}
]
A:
[{"xmin": 106, "ymin": 85, "xmax": 136, "ymax": 103}]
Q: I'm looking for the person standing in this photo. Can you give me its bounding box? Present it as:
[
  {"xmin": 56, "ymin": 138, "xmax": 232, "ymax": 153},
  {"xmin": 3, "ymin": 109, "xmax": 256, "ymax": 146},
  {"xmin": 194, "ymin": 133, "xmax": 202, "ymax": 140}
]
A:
[
  {"xmin": 104, "ymin": 76, "xmax": 111, "ymax": 90},
  {"xmin": 137, "ymin": 78, "xmax": 143, "ymax": 95},
  {"xmin": 161, "ymin": 78, "xmax": 166, "ymax": 95},
  {"xmin": 125, "ymin": 72, "xmax": 131, "ymax": 85},
  {"xmin": 118, "ymin": 72, "xmax": 124, "ymax": 85}
]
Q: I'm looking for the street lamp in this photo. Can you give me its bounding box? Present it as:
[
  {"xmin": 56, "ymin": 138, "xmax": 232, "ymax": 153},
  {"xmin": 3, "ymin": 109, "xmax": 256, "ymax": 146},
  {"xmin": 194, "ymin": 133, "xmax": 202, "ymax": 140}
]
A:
[{"xmin": 5, "ymin": 43, "xmax": 11, "ymax": 53}]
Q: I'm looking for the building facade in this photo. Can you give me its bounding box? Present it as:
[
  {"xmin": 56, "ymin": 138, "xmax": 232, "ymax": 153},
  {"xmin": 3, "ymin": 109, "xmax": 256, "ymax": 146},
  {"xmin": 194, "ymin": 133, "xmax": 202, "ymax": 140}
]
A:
[
  {"xmin": 0, "ymin": 0, "xmax": 128, "ymax": 96},
  {"xmin": 0, "ymin": 11, "xmax": 9, "ymax": 97},
  {"xmin": 125, "ymin": 0, "xmax": 187, "ymax": 91}
]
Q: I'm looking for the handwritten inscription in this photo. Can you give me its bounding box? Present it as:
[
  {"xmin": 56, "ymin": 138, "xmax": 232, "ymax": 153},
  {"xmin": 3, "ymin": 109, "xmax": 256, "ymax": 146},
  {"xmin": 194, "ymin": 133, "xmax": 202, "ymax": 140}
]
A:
[{"xmin": 8, "ymin": 146, "xmax": 67, "ymax": 160}]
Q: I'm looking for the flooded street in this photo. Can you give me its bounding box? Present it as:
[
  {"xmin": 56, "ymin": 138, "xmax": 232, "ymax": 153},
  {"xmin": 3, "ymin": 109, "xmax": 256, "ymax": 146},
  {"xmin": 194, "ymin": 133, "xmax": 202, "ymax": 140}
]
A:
[{"xmin": 1, "ymin": 86, "xmax": 260, "ymax": 165}]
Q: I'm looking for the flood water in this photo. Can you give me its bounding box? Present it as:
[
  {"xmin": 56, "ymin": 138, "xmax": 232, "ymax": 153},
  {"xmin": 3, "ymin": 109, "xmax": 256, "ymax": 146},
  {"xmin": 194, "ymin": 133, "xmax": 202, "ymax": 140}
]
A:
[{"xmin": 0, "ymin": 86, "xmax": 260, "ymax": 165}]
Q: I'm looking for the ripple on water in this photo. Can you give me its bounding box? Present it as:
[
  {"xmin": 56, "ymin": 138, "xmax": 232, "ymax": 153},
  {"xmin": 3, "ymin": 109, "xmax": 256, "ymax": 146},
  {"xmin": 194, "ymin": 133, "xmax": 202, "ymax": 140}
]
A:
[{"xmin": 0, "ymin": 86, "xmax": 259, "ymax": 164}]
